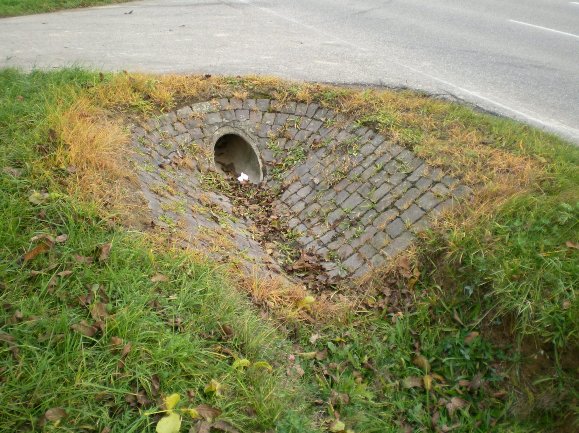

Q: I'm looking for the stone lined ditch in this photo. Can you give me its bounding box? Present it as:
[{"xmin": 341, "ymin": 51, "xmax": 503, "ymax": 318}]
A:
[{"xmin": 129, "ymin": 98, "xmax": 471, "ymax": 290}]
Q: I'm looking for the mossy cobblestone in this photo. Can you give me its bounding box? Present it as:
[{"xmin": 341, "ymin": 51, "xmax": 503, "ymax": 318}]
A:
[{"xmin": 131, "ymin": 98, "xmax": 471, "ymax": 283}]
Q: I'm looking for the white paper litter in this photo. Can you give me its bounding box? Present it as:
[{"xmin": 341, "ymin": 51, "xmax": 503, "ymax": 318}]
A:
[{"xmin": 237, "ymin": 172, "xmax": 249, "ymax": 183}]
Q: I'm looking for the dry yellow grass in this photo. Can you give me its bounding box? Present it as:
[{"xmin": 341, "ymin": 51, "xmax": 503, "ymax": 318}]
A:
[
  {"xmin": 47, "ymin": 71, "xmax": 570, "ymax": 323},
  {"xmin": 51, "ymin": 97, "xmax": 133, "ymax": 213}
]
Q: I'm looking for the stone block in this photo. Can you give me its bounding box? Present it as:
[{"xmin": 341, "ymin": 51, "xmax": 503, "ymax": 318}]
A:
[
  {"xmin": 176, "ymin": 106, "xmax": 193, "ymax": 120},
  {"xmin": 306, "ymin": 103, "xmax": 319, "ymax": 117},
  {"xmin": 338, "ymin": 244, "xmax": 354, "ymax": 261},
  {"xmin": 395, "ymin": 187, "xmax": 421, "ymax": 210},
  {"xmin": 256, "ymin": 99, "xmax": 270, "ymax": 111},
  {"xmin": 341, "ymin": 193, "xmax": 364, "ymax": 211},
  {"xmin": 386, "ymin": 218, "xmax": 406, "ymax": 238},
  {"xmin": 370, "ymin": 231, "xmax": 391, "ymax": 250},
  {"xmin": 359, "ymin": 244, "xmax": 378, "ymax": 260},
  {"xmin": 373, "ymin": 209, "xmax": 398, "ymax": 230},
  {"xmin": 243, "ymin": 99, "xmax": 258, "ymax": 110},
  {"xmin": 204, "ymin": 112, "xmax": 222, "ymax": 125},
  {"xmin": 383, "ymin": 232, "xmax": 414, "ymax": 258},
  {"xmin": 229, "ymin": 98, "xmax": 243, "ymax": 109},
  {"xmin": 400, "ymin": 204, "xmax": 425, "ymax": 225},
  {"xmin": 295, "ymin": 103, "xmax": 308, "ymax": 116},
  {"xmin": 343, "ymin": 253, "xmax": 364, "ymax": 272},
  {"xmin": 235, "ymin": 109, "xmax": 250, "ymax": 122},
  {"xmin": 416, "ymin": 191, "xmax": 440, "ymax": 211}
]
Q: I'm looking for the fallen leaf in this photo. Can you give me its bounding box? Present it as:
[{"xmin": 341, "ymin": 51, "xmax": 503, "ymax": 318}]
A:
[
  {"xmin": 2, "ymin": 166, "xmax": 22, "ymax": 177},
  {"xmin": 412, "ymin": 354, "xmax": 430, "ymax": 373},
  {"xmin": 423, "ymin": 374, "xmax": 433, "ymax": 391},
  {"xmin": 402, "ymin": 376, "xmax": 423, "ymax": 389},
  {"xmin": 55, "ymin": 234, "xmax": 68, "ymax": 243},
  {"xmin": 7, "ymin": 310, "xmax": 23, "ymax": 324},
  {"xmin": 329, "ymin": 390, "xmax": 350, "ymax": 406},
  {"xmin": 30, "ymin": 234, "xmax": 55, "ymax": 244},
  {"xmin": 252, "ymin": 361, "xmax": 273, "ymax": 372},
  {"xmin": 23, "ymin": 242, "xmax": 52, "ymax": 262},
  {"xmin": 565, "ymin": 241, "xmax": 579, "ymax": 250},
  {"xmin": 110, "ymin": 336, "xmax": 123, "ymax": 347},
  {"xmin": 212, "ymin": 420, "xmax": 240, "ymax": 433},
  {"xmin": 164, "ymin": 393, "xmax": 181, "ymax": 411},
  {"xmin": 204, "ymin": 379, "xmax": 223, "ymax": 396},
  {"xmin": 57, "ymin": 270, "xmax": 73, "ymax": 277},
  {"xmin": 184, "ymin": 408, "xmax": 201, "ymax": 419},
  {"xmin": 298, "ymin": 351, "xmax": 317, "ymax": 360},
  {"xmin": 316, "ymin": 349, "xmax": 328, "ymax": 361},
  {"xmin": 196, "ymin": 404, "xmax": 222, "ymax": 421},
  {"xmin": 195, "ymin": 421, "xmax": 212, "ymax": 433},
  {"xmin": 91, "ymin": 302, "xmax": 109, "ymax": 320},
  {"xmin": 309, "ymin": 333, "xmax": 321, "ymax": 344},
  {"xmin": 99, "ymin": 243, "xmax": 112, "ymax": 262},
  {"xmin": 156, "ymin": 412, "xmax": 181, "ymax": 433},
  {"xmin": 297, "ymin": 295, "xmax": 315, "ymax": 309},
  {"xmin": 329, "ymin": 420, "xmax": 346, "ymax": 432},
  {"xmin": 151, "ymin": 274, "xmax": 169, "ymax": 283},
  {"xmin": 74, "ymin": 255, "xmax": 94, "ymax": 264},
  {"xmin": 151, "ymin": 374, "xmax": 161, "ymax": 397},
  {"xmin": 71, "ymin": 320, "xmax": 98, "ymax": 337},
  {"xmin": 120, "ymin": 343, "xmax": 132, "ymax": 358},
  {"xmin": 28, "ymin": 191, "xmax": 49, "ymax": 205},
  {"xmin": 464, "ymin": 331, "xmax": 479, "ymax": 345},
  {"xmin": 40, "ymin": 407, "xmax": 67, "ymax": 425},
  {"xmin": 446, "ymin": 397, "xmax": 468, "ymax": 416},
  {"xmin": 232, "ymin": 358, "xmax": 251, "ymax": 369}
]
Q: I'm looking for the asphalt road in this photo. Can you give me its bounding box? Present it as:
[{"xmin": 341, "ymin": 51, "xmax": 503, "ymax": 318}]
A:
[{"xmin": 1, "ymin": 0, "xmax": 578, "ymax": 142}]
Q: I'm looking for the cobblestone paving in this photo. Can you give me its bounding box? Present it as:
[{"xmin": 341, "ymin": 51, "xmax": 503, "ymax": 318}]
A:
[{"xmin": 130, "ymin": 98, "xmax": 471, "ymax": 282}]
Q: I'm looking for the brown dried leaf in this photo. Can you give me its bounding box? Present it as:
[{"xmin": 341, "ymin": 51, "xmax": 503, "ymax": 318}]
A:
[
  {"xmin": 329, "ymin": 390, "xmax": 350, "ymax": 406},
  {"xmin": 151, "ymin": 374, "xmax": 161, "ymax": 397},
  {"xmin": 446, "ymin": 397, "xmax": 468, "ymax": 416},
  {"xmin": 91, "ymin": 302, "xmax": 109, "ymax": 320},
  {"xmin": 110, "ymin": 336, "xmax": 123, "ymax": 347},
  {"xmin": 464, "ymin": 331, "xmax": 479, "ymax": 345},
  {"xmin": 402, "ymin": 376, "xmax": 423, "ymax": 389},
  {"xmin": 212, "ymin": 420, "xmax": 240, "ymax": 433},
  {"xmin": 423, "ymin": 374, "xmax": 433, "ymax": 391},
  {"xmin": 3, "ymin": 166, "xmax": 22, "ymax": 177},
  {"xmin": 194, "ymin": 421, "xmax": 212, "ymax": 433},
  {"xmin": 57, "ymin": 270, "xmax": 73, "ymax": 277},
  {"xmin": 412, "ymin": 354, "xmax": 430, "ymax": 373},
  {"xmin": 71, "ymin": 320, "xmax": 98, "ymax": 337},
  {"xmin": 151, "ymin": 274, "xmax": 169, "ymax": 283},
  {"xmin": 120, "ymin": 343, "xmax": 132, "ymax": 358},
  {"xmin": 23, "ymin": 242, "xmax": 52, "ymax": 262},
  {"xmin": 7, "ymin": 310, "xmax": 23, "ymax": 324},
  {"xmin": 565, "ymin": 241, "xmax": 579, "ymax": 250},
  {"xmin": 31, "ymin": 234, "xmax": 55, "ymax": 244},
  {"xmin": 196, "ymin": 404, "xmax": 222, "ymax": 421},
  {"xmin": 55, "ymin": 234, "xmax": 68, "ymax": 243},
  {"xmin": 44, "ymin": 407, "xmax": 67, "ymax": 421},
  {"xmin": 74, "ymin": 254, "xmax": 94, "ymax": 264},
  {"xmin": 99, "ymin": 243, "xmax": 112, "ymax": 262}
]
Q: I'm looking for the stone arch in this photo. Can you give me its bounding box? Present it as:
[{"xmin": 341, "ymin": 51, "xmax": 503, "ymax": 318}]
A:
[{"xmin": 211, "ymin": 126, "xmax": 263, "ymax": 183}]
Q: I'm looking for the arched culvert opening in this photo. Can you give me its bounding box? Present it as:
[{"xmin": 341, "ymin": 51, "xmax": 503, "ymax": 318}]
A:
[{"xmin": 214, "ymin": 133, "xmax": 263, "ymax": 184}]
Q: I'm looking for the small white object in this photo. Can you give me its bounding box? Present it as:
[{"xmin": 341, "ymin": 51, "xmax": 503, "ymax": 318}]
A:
[{"xmin": 237, "ymin": 172, "xmax": 249, "ymax": 183}]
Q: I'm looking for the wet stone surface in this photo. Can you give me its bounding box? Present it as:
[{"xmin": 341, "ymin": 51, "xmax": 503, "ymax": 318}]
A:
[{"xmin": 130, "ymin": 98, "xmax": 471, "ymax": 285}]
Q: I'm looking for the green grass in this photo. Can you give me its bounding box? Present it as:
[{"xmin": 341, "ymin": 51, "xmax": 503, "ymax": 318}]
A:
[
  {"xmin": 0, "ymin": 69, "xmax": 315, "ymax": 432},
  {"xmin": 0, "ymin": 68, "xmax": 577, "ymax": 432},
  {"xmin": 0, "ymin": 0, "xmax": 130, "ymax": 17}
]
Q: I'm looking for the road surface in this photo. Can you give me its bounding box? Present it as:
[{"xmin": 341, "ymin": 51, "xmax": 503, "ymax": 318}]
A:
[{"xmin": 1, "ymin": 0, "xmax": 578, "ymax": 142}]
